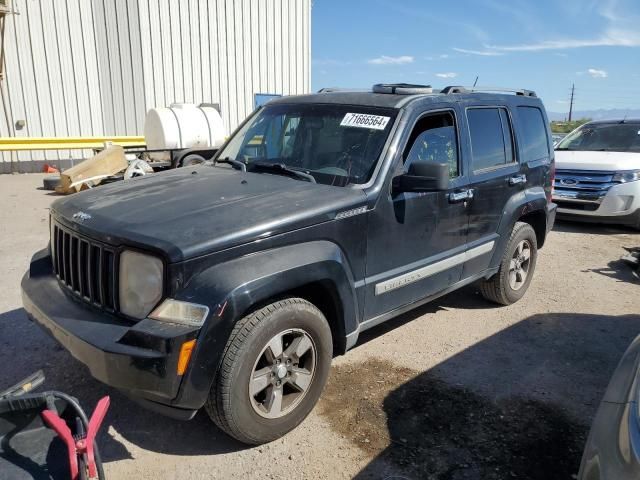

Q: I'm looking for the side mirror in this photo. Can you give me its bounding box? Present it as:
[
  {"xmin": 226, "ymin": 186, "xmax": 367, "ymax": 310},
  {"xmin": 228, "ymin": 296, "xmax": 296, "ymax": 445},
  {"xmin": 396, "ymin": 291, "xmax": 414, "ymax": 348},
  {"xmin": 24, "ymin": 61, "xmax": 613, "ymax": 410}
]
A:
[{"xmin": 393, "ymin": 161, "xmax": 450, "ymax": 193}]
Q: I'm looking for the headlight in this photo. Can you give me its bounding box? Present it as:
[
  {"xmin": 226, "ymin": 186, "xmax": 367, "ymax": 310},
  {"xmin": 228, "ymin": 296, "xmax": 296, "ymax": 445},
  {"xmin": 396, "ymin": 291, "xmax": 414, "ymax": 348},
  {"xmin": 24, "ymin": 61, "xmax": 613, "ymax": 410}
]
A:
[
  {"xmin": 149, "ymin": 299, "xmax": 210, "ymax": 327},
  {"xmin": 119, "ymin": 250, "xmax": 164, "ymax": 319},
  {"xmin": 613, "ymin": 170, "xmax": 640, "ymax": 183}
]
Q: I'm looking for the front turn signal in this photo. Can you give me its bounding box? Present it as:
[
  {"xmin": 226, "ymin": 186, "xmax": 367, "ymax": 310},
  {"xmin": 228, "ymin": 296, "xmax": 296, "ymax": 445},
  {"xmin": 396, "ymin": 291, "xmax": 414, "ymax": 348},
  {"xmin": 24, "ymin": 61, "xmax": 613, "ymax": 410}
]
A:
[{"xmin": 177, "ymin": 339, "xmax": 196, "ymax": 375}]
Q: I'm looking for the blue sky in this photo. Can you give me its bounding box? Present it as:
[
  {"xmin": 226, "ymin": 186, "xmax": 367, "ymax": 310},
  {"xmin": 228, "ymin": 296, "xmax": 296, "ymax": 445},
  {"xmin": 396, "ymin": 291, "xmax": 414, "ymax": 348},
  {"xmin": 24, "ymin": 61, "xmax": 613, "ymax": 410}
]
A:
[{"xmin": 311, "ymin": 0, "xmax": 640, "ymax": 113}]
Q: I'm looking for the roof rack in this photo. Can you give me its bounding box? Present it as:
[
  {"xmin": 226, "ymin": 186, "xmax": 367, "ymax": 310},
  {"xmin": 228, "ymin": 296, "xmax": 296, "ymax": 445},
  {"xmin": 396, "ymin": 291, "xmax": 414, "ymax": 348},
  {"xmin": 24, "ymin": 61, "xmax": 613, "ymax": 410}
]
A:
[
  {"xmin": 372, "ymin": 83, "xmax": 434, "ymax": 95},
  {"xmin": 441, "ymin": 86, "xmax": 537, "ymax": 97}
]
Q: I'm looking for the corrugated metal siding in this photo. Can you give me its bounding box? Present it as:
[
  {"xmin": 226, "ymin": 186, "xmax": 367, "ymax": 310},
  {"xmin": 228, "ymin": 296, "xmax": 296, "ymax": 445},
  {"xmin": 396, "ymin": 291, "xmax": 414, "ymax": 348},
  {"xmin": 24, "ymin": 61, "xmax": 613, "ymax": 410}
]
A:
[{"xmin": 1, "ymin": 0, "xmax": 311, "ymax": 172}]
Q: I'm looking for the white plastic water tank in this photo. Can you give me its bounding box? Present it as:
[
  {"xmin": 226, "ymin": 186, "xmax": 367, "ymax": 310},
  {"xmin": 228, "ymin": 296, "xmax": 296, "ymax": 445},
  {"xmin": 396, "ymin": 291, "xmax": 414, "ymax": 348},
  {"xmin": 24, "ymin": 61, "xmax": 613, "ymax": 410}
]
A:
[{"xmin": 143, "ymin": 103, "xmax": 227, "ymax": 161}]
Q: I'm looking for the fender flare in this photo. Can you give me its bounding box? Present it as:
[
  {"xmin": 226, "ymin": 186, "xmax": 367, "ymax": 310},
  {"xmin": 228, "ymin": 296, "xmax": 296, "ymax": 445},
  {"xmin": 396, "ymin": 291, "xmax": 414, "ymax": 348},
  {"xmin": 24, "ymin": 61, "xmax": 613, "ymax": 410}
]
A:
[
  {"xmin": 487, "ymin": 187, "xmax": 548, "ymax": 272},
  {"xmin": 173, "ymin": 240, "xmax": 358, "ymax": 409}
]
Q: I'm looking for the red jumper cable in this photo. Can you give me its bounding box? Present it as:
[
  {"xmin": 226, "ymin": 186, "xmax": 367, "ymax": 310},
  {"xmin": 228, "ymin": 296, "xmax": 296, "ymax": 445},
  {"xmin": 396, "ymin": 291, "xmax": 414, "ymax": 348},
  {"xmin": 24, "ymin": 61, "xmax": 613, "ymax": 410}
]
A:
[{"xmin": 42, "ymin": 396, "xmax": 110, "ymax": 480}]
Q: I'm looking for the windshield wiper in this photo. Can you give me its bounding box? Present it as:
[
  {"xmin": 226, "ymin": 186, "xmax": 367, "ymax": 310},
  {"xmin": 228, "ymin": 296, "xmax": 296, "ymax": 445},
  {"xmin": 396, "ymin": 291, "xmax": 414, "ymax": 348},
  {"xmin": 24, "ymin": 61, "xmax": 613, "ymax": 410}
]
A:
[
  {"xmin": 215, "ymin": 156, "xmax": 247, "ymax": 172},
  {"xmin": 251, "ymin": 162, "xmax": 316, "ymax": 183}
]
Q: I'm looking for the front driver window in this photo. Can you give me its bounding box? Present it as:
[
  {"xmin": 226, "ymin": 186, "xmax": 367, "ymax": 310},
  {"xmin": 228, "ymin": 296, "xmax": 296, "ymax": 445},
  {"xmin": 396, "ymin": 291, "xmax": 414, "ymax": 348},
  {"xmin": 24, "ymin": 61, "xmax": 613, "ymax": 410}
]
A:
[{"xmin": 404, "ymin": 112, "xmax": 459, "ymax": 179}]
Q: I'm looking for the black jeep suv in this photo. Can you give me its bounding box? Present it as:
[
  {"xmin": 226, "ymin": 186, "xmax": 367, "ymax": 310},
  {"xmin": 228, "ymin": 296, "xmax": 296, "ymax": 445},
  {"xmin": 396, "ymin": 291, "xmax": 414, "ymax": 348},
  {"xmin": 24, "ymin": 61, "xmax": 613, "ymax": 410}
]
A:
[{"xmin": 22, "ymin": 84, "xmax": 556, "ymax": 444}]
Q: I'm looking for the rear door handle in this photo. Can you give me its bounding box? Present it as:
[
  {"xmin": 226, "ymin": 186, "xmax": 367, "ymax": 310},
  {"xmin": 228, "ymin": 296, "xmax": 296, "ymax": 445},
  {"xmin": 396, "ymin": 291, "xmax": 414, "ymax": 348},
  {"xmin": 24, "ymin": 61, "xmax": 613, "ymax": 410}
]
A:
[
  {"xmin": 509, "ymin": 174, "xmax": 527, "ymax": 186},
  {"xmin": 449, "ymin": 189, "xmax": 474, "ymax": 203}
]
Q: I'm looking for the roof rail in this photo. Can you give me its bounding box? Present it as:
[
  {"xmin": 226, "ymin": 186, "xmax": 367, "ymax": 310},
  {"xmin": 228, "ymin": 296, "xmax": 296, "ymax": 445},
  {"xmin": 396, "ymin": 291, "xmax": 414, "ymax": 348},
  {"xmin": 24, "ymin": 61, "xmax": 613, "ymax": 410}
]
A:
[
  {"xmin": 317, "ymin": 87, "xmax": 368, "ymax": 93},
  {"xmin": 441, "ymin": 86, "xmax": 537, "ymax": 97}
]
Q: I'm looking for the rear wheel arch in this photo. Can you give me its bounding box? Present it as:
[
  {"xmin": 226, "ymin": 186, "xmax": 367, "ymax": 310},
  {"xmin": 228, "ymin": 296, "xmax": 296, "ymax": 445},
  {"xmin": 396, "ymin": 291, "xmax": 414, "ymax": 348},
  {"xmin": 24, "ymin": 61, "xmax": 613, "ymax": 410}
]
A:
[
  {"xmin": 518, "ymin": 208, "xmax": 548, "ymax": 248},
  {"xmin": 480, "ymin": 221, "xmax": 538, "ymax": 305}
]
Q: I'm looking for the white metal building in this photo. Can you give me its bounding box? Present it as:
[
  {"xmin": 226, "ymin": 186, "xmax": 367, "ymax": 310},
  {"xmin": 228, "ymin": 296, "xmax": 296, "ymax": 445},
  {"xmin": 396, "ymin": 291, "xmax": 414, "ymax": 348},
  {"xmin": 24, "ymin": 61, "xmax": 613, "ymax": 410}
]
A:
[{"xmin": 0, "ymin": 0, "xmax": 311, "ymax": 172}]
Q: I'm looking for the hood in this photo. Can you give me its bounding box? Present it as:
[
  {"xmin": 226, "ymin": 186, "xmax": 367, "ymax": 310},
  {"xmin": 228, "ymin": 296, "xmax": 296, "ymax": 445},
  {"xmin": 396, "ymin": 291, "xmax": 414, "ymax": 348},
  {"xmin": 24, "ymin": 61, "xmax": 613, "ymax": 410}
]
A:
[
  {"xmin": 51, "ymin": 166, "xmax": 366, "ymax": 261},
  {"xmin": 555, "ymin": 150, "xmax": 640, "ymax": 171}
]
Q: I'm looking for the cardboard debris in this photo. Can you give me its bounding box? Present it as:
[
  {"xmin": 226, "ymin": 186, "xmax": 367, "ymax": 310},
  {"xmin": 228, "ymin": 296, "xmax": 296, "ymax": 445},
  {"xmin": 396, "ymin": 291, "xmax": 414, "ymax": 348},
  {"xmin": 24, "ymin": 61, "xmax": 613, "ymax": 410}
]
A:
[{"xmin": 56, "ymin": 146, "xmax": 127, "ymax": 194}]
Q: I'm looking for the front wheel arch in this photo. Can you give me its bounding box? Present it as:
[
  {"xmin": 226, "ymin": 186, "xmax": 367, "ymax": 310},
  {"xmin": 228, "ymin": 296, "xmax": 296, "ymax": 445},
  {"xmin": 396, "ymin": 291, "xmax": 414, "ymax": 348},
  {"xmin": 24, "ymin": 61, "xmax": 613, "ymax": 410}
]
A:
[
  {"xmin": 205, "ymin": 297, "xmax": 333, "ymax": 444},
  {"xmin": 170, "ymin": 242, "xmax": 359, "ymax": 410}
]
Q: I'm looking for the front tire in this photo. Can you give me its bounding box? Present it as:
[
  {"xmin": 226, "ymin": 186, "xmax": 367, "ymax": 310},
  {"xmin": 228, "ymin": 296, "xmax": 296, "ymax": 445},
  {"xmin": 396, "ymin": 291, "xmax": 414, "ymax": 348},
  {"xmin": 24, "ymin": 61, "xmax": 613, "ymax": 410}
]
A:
[
  {"xmin": 205, "ymin": 298, "xmax": 332, "ymax": 445},
  {"xmin": 479, "ymin": 222, "xmax": 538, "ymax": 305}
]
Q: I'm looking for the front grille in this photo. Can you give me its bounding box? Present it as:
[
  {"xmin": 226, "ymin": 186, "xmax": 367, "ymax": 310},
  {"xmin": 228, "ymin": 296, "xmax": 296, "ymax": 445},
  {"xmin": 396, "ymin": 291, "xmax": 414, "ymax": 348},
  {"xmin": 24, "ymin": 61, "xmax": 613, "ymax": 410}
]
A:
[
  {"xmin": 51, "ymin": 220, "xmax": 118, "ymax": 311},
  {"xmin": 553, "ymin": 169, "xmax": 619, "ymax": 206}
]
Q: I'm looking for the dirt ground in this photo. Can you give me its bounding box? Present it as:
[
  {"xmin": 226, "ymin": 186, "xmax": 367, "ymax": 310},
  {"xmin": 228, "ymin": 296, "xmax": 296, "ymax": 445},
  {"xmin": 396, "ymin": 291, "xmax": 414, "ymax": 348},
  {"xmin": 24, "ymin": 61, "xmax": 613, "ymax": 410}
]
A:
[{"xmin": 1, "ymin": 173, "xmax": 639, "ymax": 479}]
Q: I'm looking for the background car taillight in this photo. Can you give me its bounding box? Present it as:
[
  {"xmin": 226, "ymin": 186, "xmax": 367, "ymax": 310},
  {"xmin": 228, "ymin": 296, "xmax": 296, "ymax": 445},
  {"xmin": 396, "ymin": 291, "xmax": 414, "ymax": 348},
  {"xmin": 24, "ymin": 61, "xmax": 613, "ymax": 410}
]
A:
[{"xmin": 547, "ymin": 162, "xmax": 555, "ymax": 203}]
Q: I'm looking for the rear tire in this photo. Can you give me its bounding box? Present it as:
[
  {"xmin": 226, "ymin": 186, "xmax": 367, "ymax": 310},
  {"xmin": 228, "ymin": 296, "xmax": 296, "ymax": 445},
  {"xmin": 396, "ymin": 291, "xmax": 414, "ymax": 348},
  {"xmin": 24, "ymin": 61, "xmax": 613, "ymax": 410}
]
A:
[
  {"xmin": 479, "ymin": 222, "xmax": 538, "ymax": 305},
  {"xmin": 205, "ymin": 298, "xmax": 332, "ymax": 445}
]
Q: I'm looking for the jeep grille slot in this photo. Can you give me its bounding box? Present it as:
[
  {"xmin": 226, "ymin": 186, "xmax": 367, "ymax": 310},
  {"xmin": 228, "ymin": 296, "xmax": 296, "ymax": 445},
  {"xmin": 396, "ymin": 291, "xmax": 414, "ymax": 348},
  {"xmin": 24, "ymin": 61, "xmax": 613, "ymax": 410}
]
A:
[{"xmin": 52, "ymin": 220, "xmax": 117, "ymax": 312}]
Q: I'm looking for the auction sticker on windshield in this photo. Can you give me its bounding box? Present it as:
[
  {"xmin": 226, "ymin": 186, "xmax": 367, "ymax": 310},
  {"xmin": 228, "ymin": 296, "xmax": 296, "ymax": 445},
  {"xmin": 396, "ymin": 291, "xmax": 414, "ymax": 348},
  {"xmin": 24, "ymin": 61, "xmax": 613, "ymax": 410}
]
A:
[{"xmin": 340, "ymin": 113, "xmax": 390, "ymax": 130}]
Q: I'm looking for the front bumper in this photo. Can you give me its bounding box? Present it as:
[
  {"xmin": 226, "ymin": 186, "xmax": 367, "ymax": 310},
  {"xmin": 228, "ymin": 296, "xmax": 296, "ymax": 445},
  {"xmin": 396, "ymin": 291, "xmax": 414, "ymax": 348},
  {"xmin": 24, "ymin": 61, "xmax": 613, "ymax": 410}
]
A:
[
  {"xmin": 554, "ymin": 180, "xmax": 640, "ymax": 227},
  {"xmin": 556, "ymin": 208, "xmax": 640, "ymax": 227},
  {"xmin": 21, "ymin": 251, "xmax": 199, "ymax": 419}
]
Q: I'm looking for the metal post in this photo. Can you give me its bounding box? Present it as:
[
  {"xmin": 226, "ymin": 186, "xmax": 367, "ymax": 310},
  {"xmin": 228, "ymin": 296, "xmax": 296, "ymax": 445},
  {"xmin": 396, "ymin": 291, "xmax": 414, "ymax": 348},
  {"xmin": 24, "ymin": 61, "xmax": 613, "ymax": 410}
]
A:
[{"xmin": 568, "ymin": 83, "xmax": 575, "ymax": 122}]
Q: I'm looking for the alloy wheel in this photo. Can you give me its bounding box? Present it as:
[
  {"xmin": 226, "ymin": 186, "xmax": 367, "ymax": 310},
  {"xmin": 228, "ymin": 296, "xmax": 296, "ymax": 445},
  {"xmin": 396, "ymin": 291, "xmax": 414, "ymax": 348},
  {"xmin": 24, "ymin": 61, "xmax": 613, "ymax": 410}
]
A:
[
  {"xmin": 509, "ymin": 239, "xmax": 531, "ymax": 291},
  {"xmin": 249, "ymin": 328, "xmax": 317, "ymax": 419}
]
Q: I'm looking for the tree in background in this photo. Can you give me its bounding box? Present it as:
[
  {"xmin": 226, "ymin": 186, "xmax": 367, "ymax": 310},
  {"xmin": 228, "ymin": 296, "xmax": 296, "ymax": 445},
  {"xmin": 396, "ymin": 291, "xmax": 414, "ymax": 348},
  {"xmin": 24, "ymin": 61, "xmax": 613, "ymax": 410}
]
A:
[{"xmin": 550, "ymin": 118, "xmax": 591, "ymax": 134}]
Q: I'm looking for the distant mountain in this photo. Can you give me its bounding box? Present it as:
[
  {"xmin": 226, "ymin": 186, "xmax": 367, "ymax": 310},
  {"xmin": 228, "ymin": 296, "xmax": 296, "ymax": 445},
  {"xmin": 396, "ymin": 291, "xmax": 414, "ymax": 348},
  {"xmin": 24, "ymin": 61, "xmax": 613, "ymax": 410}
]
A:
[{"xmin": 547, "ymin": 109, "xmax": 640, "ymax": 122}]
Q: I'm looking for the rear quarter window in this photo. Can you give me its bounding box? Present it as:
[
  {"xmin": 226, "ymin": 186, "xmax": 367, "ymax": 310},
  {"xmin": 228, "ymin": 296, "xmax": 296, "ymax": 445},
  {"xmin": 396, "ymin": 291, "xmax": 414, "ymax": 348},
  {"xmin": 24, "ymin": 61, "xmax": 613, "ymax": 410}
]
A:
[{"xmin": 517, "ymin": 106, "xmax": 549, "ymax": 162}]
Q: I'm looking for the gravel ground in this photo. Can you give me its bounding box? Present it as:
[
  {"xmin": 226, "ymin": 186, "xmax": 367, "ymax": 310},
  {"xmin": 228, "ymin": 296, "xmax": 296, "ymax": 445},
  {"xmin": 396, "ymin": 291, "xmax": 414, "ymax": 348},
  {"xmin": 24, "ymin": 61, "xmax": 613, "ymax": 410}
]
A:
[{"xmin": 1, "ymin": 173, "xmax": 639, "ymax": 479}]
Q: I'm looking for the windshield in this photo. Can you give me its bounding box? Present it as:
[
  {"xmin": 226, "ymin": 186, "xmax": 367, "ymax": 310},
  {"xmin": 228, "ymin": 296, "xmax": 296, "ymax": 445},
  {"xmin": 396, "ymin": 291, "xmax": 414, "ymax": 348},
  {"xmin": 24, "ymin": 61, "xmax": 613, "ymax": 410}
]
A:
[
  {"xmin": 215, "ymin": 104, "xmax": 398, "ymax": 186},
  {"xmin": 556, "ymin": 123, "xmax": 640, "ymax": 153}
]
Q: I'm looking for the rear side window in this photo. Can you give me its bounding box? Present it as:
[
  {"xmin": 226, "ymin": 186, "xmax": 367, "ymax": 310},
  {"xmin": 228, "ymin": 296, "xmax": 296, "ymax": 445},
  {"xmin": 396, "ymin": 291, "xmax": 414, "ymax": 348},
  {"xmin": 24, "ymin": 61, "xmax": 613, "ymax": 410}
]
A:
[
  {"xmin": 518, "ymin": 106, "xmax": 549, "ymax": 162},
  {"xmin": 467, "ymin": 108, "xmax": 515, "ymax": 171}
]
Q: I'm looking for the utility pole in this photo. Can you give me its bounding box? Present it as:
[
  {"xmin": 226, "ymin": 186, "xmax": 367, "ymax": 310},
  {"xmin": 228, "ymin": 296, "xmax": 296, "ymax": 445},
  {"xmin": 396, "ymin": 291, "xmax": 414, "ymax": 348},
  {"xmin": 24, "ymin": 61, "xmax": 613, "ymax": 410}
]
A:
[{"xmin": 568, "ymin": 83, "xmax": 575, "ymax": 122}]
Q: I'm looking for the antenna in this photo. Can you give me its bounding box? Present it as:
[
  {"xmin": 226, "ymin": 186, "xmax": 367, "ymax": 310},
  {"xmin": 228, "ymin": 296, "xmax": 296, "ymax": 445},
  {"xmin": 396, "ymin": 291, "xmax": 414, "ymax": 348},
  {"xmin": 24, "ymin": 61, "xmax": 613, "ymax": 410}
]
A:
[{"xmin": 473, "ymin": 76, "xmax": 479, "ymax": 87}]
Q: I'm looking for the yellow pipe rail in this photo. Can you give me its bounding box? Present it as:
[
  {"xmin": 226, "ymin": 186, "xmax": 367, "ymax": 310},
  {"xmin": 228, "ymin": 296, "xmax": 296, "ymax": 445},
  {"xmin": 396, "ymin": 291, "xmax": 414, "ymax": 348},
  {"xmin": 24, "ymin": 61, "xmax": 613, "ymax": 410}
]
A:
[{"xmin": 0, "ymin": 136, "xmax": 146, "ymax": 151}]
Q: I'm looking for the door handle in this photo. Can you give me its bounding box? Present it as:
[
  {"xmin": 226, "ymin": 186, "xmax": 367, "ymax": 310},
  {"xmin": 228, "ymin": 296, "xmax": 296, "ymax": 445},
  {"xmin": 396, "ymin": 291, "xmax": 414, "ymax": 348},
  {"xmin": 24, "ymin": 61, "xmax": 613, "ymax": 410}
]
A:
[
  {"xmin": 449, "ymin": 189, "xmax": 474, "ymax": 203},
  {"xmin": 509, "ymin": 174, "xmax": 527, "ymax": 186}
]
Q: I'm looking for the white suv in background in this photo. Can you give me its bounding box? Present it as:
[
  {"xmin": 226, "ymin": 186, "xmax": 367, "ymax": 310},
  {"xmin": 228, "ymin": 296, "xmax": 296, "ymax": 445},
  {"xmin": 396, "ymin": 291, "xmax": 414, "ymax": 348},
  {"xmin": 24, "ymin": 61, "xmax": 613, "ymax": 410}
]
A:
[{"xmin": 554, "ymin": 119, "xmax": 640, "ymax": 230}]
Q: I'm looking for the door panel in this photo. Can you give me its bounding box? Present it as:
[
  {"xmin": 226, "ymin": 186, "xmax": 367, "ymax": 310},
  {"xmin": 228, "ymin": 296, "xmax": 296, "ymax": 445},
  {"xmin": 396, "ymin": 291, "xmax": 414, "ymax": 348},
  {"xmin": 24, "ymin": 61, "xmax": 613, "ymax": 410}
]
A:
[
  {"xmin": 363, "ymin": 107, "xmax": 469, "ymax": 320},
  {"xmin": 460, "ymin": 104, "xmax": 526, "ymax": 278},
  {"xmin": 364, "ymin": 188, "xmax": 469, "ymax": 319}
]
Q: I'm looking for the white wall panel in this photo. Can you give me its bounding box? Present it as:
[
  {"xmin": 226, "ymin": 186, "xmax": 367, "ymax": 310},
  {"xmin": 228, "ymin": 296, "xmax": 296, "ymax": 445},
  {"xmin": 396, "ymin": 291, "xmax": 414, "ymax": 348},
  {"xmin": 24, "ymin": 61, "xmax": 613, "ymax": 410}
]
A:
[{"xmin": 1, "ymin": 0, "xmax": 311, "ymax": 172}]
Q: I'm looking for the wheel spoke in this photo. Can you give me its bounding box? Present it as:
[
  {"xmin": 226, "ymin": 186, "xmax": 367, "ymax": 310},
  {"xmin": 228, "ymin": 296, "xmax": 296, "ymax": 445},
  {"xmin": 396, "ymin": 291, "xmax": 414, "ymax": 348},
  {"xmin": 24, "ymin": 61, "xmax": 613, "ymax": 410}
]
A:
[
  {"xmin": 509, "ymin": 270, "xmax": 518, "ymax": 289},
  {"xmin": 289, "ymin": 367, "xmax": 313, "ymax": 392},
  {"xmin": 285, "ymin": 334, "xmax": 313, "ymax": 360},
  {"xmin": 250, "ymin": 367, "xmax": 272, "ymax": 397},
  {"xmin": 509, "ymin": 258, "xmax": 518, "ymax": 270},
  {"xmin": 517, "ymin": 242, "xmax": 523, "ymax": 255},
  {"xmin": 265, "ymin": 334, "xmax": 284, "ymax": 362},
  {"xmin": 265, "ymin": 386, "xmax": 283, "ymax": 415},
  {"xmin": 521, "ymin": 247, "xmax": 531, "ymax": 262}
]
